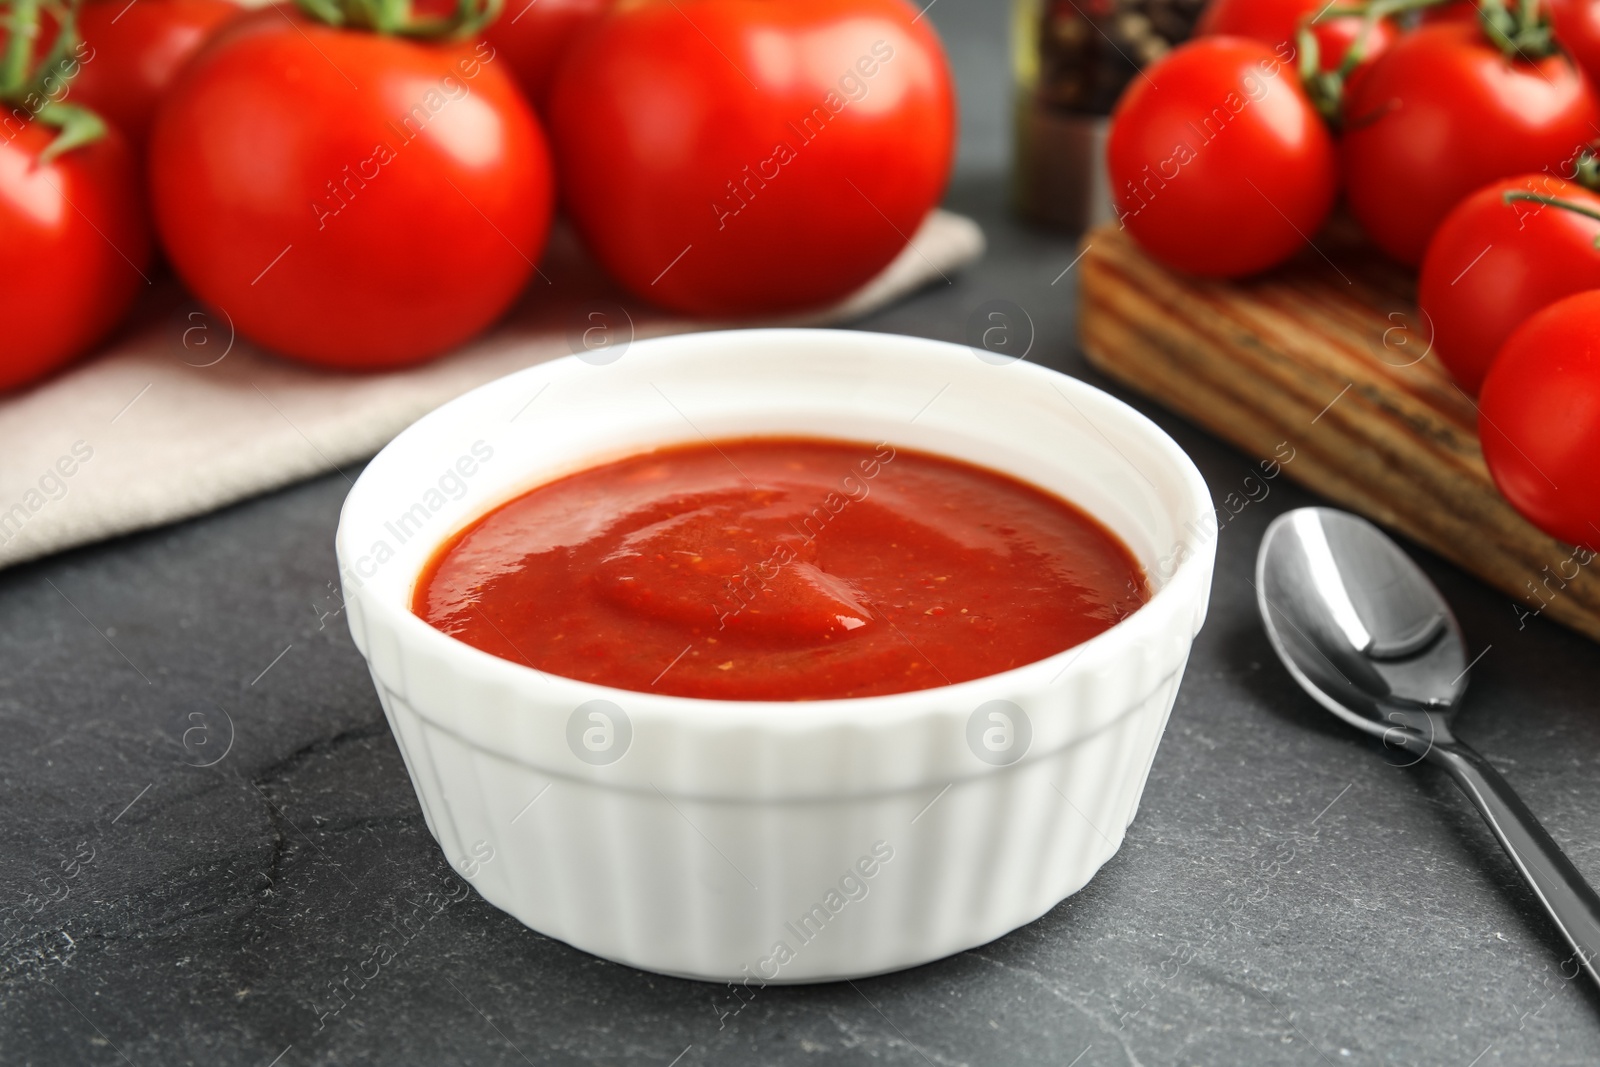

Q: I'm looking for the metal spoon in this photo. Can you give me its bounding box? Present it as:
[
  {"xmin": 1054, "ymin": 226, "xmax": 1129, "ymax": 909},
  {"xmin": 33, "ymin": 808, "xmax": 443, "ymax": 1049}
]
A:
[{"xmin": 1255, "ymin": 506, "xmax": 1600, "ymax": 987}]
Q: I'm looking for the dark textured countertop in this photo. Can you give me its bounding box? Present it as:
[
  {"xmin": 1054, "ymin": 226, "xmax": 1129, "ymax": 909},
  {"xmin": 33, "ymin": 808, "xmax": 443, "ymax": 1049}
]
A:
[{"xmin": 5, "ymin": 3, "xmax": 1600, "ymax": 1063}]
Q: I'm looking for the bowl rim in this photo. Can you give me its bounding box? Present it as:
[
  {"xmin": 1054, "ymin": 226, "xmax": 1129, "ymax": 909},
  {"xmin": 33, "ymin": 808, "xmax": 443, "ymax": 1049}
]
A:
[{"xmin": 338, "ymin": 327, "xmax": 1216, "ymax": 729}]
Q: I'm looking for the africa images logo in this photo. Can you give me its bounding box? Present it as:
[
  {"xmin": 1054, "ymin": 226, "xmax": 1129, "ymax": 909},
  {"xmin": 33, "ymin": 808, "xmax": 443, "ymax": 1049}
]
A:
[
  {"xmin": 966, "ymin": 699, "xmax": 1032, "ymax": 766},
  {"xmin": 566, "ymin": 700, "xmax": 632, "ymax": 766}
]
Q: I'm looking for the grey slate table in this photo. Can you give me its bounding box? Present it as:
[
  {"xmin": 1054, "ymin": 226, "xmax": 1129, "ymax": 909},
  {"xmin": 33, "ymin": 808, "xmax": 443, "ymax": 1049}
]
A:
[{"xmin": 4, "ymin": 3, "xmax": 1599, "ymax": 1063}]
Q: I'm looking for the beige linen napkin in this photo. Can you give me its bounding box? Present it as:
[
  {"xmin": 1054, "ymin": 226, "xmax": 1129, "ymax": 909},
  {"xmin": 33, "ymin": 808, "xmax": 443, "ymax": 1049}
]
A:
[{"xmin": 0, "ymin": 209, "xmax": 983, "ymax": 570}]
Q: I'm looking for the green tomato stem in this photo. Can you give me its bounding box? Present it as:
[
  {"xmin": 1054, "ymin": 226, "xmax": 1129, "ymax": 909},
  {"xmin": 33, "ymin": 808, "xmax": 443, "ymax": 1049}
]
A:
[
  {"xmin": 292, "ymin": 0, "xmax": 500, "ymax": 39},
  {"xmin": 1479, "ymin": 0, "xmax": 1557, "ymax": 59},
  {"xmin": 1502, "ymin": 190, "xmax": 1600, "ymax": 247},
  {"xmin": 1503, "ymin": 191, "xmax": 1600, "ymax": 220},
  {"xmin": 2, "ymin": 0, "xmax": 42, "ymax": 95},
  {"xmin": 35, "ymin": 99, "xmax": 104, "ymax": 161},
  {"xmin": 1294, "ymin": 0, "xmax": 1457, "ymax": 127},
  {"xmin": 1, "ymin": 0, "xmax": 108, "ymax": 158}
]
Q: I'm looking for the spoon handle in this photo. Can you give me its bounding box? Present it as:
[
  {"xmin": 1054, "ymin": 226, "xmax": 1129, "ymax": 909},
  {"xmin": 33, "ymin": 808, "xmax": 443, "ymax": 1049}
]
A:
[{"xmin": 1431, "ymin": 742, "xmax": 1600, "ymax": 987}]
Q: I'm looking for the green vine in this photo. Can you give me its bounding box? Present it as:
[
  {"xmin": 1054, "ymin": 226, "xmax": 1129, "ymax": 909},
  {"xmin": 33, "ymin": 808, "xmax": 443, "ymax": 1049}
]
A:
[
  {"xmin": 1, "ymin": 0, "xmax": 41, "ymax": 88},
  {"xmin": 1297, "ymin": 0, "xmax": 1561, "ymax": 128},
  {"xmin": 1297, "ymin": 0, "xmax": 1435, "ymax": 126},
  {"xmin": 0, "ymin": 0, "xmax": 105, "ymax": 160},
  {"xmin": 1503, "ymin": 190, "xmax": 1600, "ymax": 246},
  {"xmin": 293, "ymin": 0, "xmax": 503, "ymax": 39},
  {"xmin": 1569, "ymin": 148, "xmax": 1600, "ymax": 189}
]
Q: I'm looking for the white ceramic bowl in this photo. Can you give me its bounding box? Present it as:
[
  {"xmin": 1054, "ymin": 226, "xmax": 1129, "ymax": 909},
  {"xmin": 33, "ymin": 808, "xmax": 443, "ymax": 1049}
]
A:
[{"xmin": 336, "ymin": 328, "xmax": 1216, "ymax": 984}]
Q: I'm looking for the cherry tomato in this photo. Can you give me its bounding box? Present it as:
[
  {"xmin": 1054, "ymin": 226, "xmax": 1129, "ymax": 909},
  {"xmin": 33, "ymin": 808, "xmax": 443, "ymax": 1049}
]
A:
[
  {"xmin": 1420, "ymin": 175, "xmax": 1600, "ymax": 394},
  {"xmin": 1479, "ymin": 290, "xmax": 1600, "ymax": 548},
  {"xmin": 483, "ymin": 0, "xmax": 611, "ymax": 113},
  {"xmin": 1549, "ymin": 0, "xmax": 1600, "ymax": 84},
  {"xmin": 0, "ymin": 121, "xmax": 151, "ymax": 392},
  {"xmin": 148, "ymin": 11, "xmax": 554, "ymax": 368},
  {"xmin": 71, "ymin": 0, "xmax": 242, "ymax": 148},
  {"xmin": 1197, "ymin": 0, "xmax": 1396, "ymax": 75},
  {"xmin": 546, "ymin": 0, "xmax": 954, "ymax": 317},
  {"xmin": 1341, "ymin": 23, "xmax": 1598, "ymax": 266},
  {"xmin": 1107, "ymin": 37, "xmax": 1337, "ymax": 278}
]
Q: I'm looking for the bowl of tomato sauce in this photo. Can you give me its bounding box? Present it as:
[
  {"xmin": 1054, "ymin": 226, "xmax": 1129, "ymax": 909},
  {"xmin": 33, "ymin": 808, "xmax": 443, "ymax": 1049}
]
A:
[{"xmin": 336, "ymin": 328, "xmax": 1216, "ymax": 983}]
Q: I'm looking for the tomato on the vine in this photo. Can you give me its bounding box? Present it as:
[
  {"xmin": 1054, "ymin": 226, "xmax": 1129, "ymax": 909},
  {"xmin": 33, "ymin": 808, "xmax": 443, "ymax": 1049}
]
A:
[
  {"xmin": 1, "ymin": 0, "xmax": 151, "ymax": 392},
  {"xmin": 71, "ymin": 0, "xmax": 242, "ymax": 148},
  {"xmin": 483, "ymin": 0, "xmax": 612, "ymax": 113},
  {"xmin": 1420, "ymin": 175, "xmax": 1600, "ymax": 395},
  {"xmin": 0, "ymin": 121, "xmax": 151, "ymax": 391},
  {"xmin": 546, "ymin": 0, "xmax": 954, "ymax": 317},
  {"xmin": 148, "ymin": 8, "xmax": 554, "ymax": 368},
  {"xmin": 1107, "ymin": 37, "xmax": 1337, "ymax": 278},
  {"xmin": 1197, "ymin": 0, "xmax": 1396, "ymax": 75},
  {"xmin": 1341, "ymin": 23, "xmax": 1598, "ymax": 266},
  {"xmin": 1479, "ymin": 290, "xmax": 1600, "ymax": 548}
]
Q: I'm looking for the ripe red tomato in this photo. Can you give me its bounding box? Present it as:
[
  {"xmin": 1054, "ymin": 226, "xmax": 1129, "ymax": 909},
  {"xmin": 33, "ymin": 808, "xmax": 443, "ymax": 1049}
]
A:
[
  {"xmin": 71, "ymin": 0, "xmax": 242, "ymax": 148},
  {"xmin": 546, "ymin": 0, "xmax": 954, "ymax": 317},
  {"xmin": 1479, "ymin": 290, "xmax": 1600, "ymax": 548},
  {"xmin": 1196, "ymin": 0, "xmax": 1396, "ymax": 74},
  {"xmin": 1107, "ymin": 37, "xmax": 1337, "ymax": 278},
  {"xmin": 1549, "ymin": 0, "xmax": 1600, "ymax": 84},
  {"xmin": 1420, "ymin": 175, "xmax": 1600, "ymax": 394},
  {"xmin": 148, "ymin": 11, "xmax": 554, "ymax": 368},
  {"xmin": 1341, "ymin": 23, "xmax": 1598, "ymax": 266},
  {"xmin": 483, "ymin": 0, "xmax": 612, "ymax": 113},
  {"xmin": 0, "ymin": 122, "xmax": 151, "ymax": 391}
]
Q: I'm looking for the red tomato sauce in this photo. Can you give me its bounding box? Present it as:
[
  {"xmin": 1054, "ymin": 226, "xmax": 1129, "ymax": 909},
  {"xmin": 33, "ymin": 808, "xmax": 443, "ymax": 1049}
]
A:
[{"xmin": 412, "ymin": 438, "xmax": 1149, "ymax": 701}]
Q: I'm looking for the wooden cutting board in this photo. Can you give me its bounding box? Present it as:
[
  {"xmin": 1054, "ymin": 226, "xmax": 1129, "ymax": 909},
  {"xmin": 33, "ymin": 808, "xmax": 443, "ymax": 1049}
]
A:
[{"xmin": 1076, "ymin": 221, "xmax": 1600, "ymax": 644}]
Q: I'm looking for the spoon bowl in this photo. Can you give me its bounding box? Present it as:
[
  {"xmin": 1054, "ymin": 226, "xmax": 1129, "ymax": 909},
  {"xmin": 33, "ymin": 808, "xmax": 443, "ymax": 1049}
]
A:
[
  {"xmin": 1257, "ymin": 508, "xmax": 1467, "ymax": 741},
  {"xmin": 1256, "ymin": 507, "xmax": 1600, "ymax": 987}
]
